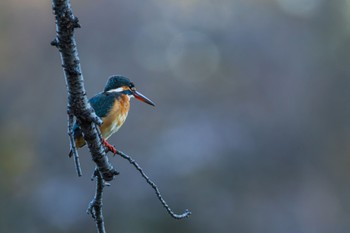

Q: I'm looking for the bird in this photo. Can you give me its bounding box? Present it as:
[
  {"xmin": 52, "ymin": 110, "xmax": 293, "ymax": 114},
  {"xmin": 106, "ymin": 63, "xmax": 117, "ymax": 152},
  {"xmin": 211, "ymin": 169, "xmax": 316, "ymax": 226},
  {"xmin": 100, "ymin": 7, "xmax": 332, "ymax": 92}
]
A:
[{"xmin": 69, "ymin": 75, "xmax": 155, "ymax": 157}]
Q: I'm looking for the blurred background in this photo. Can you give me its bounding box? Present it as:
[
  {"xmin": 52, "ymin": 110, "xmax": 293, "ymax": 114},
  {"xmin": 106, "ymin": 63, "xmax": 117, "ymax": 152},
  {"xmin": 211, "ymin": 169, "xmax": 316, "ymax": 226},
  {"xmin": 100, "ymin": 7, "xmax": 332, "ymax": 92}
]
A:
[{"xmin": 1, "ymin": 0, "xmax": 350, "ymax": 232}]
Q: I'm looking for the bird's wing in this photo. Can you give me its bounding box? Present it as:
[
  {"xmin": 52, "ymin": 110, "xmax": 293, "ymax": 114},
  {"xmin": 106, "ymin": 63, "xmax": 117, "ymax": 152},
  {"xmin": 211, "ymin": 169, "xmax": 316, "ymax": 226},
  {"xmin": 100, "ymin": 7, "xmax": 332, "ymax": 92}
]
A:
[
  {"xmin": 89, "ymin": 92, "xmax": 116, "ymax": 118},
  {"xmin": 71, "ymin": 92, "xmax": 115, "ymax": 139}
]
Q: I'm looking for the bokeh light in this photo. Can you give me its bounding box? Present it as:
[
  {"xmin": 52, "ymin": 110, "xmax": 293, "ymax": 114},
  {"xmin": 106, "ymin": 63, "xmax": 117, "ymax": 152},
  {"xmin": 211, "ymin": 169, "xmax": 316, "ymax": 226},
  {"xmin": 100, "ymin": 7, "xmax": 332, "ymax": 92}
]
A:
[{"xmin": 166, "ymin": 31, "xmax": 220, "ymax": 83}]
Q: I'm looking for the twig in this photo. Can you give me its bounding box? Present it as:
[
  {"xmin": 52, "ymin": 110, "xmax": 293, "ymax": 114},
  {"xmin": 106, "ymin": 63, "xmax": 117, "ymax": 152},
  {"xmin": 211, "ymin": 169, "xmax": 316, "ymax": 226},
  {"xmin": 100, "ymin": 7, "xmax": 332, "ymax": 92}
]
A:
[
  {"xmin": 67, "ymin": 110, "xmax": 82, "ymax": 176},
  {"xmin": 87, "ymin": 169, "xmax": 107, "ymax": 233},
  {"xmin": 116, "ymin": 150, "xmax": 192, "ymax": 220}
]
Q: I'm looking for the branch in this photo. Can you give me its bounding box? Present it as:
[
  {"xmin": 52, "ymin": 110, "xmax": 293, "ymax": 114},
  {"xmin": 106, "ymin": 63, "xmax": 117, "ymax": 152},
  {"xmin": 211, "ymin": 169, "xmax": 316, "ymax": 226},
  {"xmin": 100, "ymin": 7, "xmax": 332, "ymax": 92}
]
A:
[
  {"xmin": 87, "ymin": 169, "xmax": 108, "ymax": 233},
  {"xmin": 67, "ymin": 110, "xmax": 82, "ymax": 176},
  {"xmin": 51, "ymin": 2, "xmax": 190, "ymax": 232},
  {"xmin": 116, "ymin": 150, "xmax": 192, "ymax": 220},
  {"xmin": 51, "ymin": 0, "xmax": 118, "ymax": 181}
]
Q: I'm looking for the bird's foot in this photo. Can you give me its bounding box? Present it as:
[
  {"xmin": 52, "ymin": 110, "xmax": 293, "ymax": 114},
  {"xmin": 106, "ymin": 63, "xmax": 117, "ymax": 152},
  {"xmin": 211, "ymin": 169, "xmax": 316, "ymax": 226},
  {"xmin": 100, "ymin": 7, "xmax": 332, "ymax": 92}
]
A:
[{"xmin": 102, "ymin": 139, "xmax": 117, "ymax": 154}]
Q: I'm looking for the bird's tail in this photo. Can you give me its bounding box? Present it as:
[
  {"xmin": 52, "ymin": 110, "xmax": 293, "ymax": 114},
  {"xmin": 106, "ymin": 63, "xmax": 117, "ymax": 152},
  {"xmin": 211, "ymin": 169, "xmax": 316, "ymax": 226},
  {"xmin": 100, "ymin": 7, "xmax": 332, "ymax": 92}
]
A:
[{"xmin": 68, "ymin": 149, "xmax": 73, "ymax": 158}]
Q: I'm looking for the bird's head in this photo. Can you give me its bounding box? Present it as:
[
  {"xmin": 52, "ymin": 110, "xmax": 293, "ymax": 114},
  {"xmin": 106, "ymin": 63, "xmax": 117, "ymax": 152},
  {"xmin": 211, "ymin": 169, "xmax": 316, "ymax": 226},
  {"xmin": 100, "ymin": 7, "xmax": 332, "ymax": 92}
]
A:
[{"xmin": 104, "ymin": 75, "xmax": 155, "ymax": 106}]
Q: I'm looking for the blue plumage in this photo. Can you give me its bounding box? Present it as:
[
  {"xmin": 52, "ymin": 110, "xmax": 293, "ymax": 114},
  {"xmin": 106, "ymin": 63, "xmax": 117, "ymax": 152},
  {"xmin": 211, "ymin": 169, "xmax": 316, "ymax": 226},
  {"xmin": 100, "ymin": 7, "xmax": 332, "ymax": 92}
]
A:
[{"xmin": 89, "ymin": 92, "xmax": 118, "ymax": 118}]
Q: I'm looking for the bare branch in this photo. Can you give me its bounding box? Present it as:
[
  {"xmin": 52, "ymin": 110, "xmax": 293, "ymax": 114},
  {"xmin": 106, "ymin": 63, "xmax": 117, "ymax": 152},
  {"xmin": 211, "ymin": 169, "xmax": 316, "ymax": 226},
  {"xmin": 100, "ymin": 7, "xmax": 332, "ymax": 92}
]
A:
[
  {"xmin": 67, "ymin": 110, "xmax": 82, "ymax": 176},
  {"xmin": 51, "ymin": 0, "xmax": 118, "ymax": 182},
  {"xmin": 87, "ymin": 169, "xmax": 107, "ymax": 233},
  {"xmin": 116, "ymin": 150, "xmax": 192, "ymax": 220},
  {"xmin": 52, "ymin": 2, "xmax": 190, "ymax": 232}
]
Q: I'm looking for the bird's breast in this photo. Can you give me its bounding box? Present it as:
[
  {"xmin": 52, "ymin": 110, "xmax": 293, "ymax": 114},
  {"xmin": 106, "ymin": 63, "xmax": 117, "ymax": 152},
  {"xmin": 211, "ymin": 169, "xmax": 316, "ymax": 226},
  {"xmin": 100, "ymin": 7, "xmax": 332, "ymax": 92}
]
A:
[{"xmin": 100, "ymin": 95, "xmax": 130, "ymax": 139}]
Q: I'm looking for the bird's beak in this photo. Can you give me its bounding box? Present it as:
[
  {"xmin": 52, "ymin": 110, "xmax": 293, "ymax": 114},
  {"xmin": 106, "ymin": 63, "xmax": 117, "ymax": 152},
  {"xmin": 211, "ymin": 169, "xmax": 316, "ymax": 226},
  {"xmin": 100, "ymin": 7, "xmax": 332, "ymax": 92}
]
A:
[{"xmin": 132, "ymin": 90, "xmax": 155, "ymax": 106}]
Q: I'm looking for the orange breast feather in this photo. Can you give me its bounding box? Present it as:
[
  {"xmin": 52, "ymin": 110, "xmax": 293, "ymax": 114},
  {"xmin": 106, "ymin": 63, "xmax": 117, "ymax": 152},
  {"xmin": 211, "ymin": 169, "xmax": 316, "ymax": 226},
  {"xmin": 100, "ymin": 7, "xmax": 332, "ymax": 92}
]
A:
[{"xmin": 100, "ymin": 95, "xmax": 130, "ymax": 139}]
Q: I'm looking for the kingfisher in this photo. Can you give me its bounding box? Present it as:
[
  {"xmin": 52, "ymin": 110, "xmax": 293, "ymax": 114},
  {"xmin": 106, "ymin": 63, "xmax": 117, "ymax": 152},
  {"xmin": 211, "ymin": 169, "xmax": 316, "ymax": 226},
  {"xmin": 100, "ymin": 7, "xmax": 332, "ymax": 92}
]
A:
[{"xmin": 69, "ymin": 75, "xmax": 155, "ymax": 157}]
